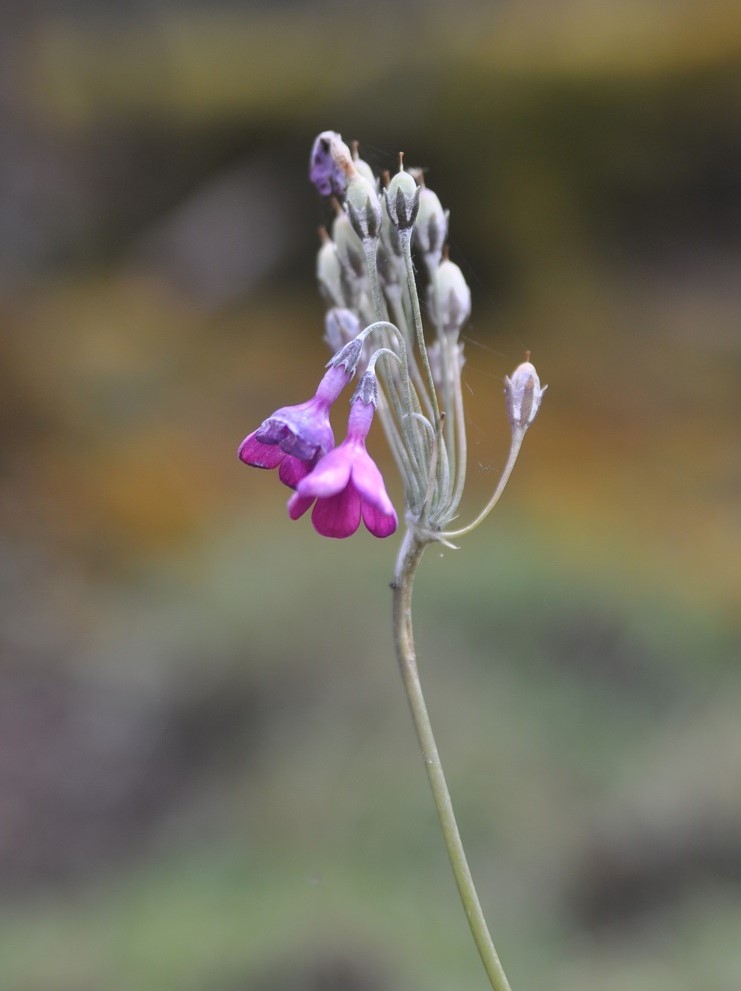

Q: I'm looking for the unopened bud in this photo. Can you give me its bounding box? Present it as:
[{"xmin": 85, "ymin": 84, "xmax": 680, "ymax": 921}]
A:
[
  {"xmin": 332, "ymin": 209, "xmax": 365, "ymax": 282},
  {"xmin": 504, "ymin": 359, "xmax": 547, "ymax": 430},
  {"xmin": 346, "ymin": 175, "xmax": 382, "ymax": 242},
  {"xmin": 351, "ymin": 141, "xmax": 377, "ymax": 187},
  {"xmin": 324, "ymin": 307, "xmax": 361, "ymax": 352},
  {"xmin": 414, "ymin": 186, "xmax": 448, "ymax": 267},
  {"xmin": 316, "ymin": 234, "xmax": 345, "ymax": 307},
  {"xmin": 309, "ymin": 131, "xmax": 352, "ymax": 198},
  {"xmin": 431, "ymin": 259, "xmax": 471, "ymax": 336},
  {"xmin": 383, "ymin": 162, "xmax": 421, "ymax": 231}
]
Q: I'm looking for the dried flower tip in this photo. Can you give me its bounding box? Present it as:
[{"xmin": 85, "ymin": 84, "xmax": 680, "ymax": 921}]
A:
[
  {"xmin": 346, "ymin": 174, "xmax": 382, "ymax": 242},
  {"xmin": 351, "ymin": 369, "xmax": 379, "ymax": 407},
  {"xmin": 383, "ymin": 157, "xmax": 421, "ymax": 231},
  {"xmin": 309, "ymin": 131, "xmax": 352, "ymax": 198},
  {"xmin": 414, "ymin": 186, "xmax": 449, "ymax": 265},
  {"xmin": 431, "ymin": 259, "xmax": 471, "ymax": 336},
  {"xmin": 504, "ymin": 359, "xmax": 547, "ymax": 430},
  {"xmin": 324, "ymin": 307, "xmax": 361, "ymax": 352}
]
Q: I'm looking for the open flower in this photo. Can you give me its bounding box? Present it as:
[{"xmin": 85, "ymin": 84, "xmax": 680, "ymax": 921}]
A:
[
  {"xmin": 238, "ymin": 342, "xmax": 363, "ymax": 487},
  {"xmin": 288, "ymin": 374, "xmax": 397, "ymax": 539}
]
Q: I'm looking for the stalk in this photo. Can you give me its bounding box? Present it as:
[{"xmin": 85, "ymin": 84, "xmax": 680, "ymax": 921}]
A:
[{"xmin": 392, "ymin": 528, "xmax": 513, "ymax": 991}]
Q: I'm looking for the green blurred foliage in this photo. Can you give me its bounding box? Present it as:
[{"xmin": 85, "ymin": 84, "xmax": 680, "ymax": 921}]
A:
[{"xmin": 1, "ymin": 2, "xmax": 740, "ymax": 989}]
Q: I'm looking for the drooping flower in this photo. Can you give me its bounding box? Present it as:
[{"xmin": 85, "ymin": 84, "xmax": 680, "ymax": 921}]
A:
[
  {"xmin": 238, "ymin": 339, "xmax": 363, "ymax": 487},
  {"xmin": 288, "ymin": 373, "xmax": 397, "ymax": 539}
]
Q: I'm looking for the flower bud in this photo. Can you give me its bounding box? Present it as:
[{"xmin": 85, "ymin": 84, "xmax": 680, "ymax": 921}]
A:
[
  {"xmin": 316, "ymin": 235, "xmax": 345, "ymax": 307},
  {"xmin": 346, "ymin": 175, "xmax": 382, "ymax": 242},
  {"xmin": 504, "ymin": 359, "xmax": 547, "ymax": 430},
  {"xmin": 414, "ymin": 186, "xmax": 448, "ymax": 266},
  {"xmin": 332, "ymin": 209, "xmax": 365, "ymax": 282},
  {"xmin": 431, "ymin": 259, "xmax": 471, "ymax": 336},
  {"xmin": 351, "ymin": 141, "xmax": 377, "ymax": 187},
  {"xmin": 383, "ymin": 165, "xmax": 421, "ymax": 231},
  {"xmin": 324, "ymin": 307, "xmax": 361, "ymax": 352},
  {"xmin": 309, "ymin": 131, "xmax": 351, "ymax": 198}
]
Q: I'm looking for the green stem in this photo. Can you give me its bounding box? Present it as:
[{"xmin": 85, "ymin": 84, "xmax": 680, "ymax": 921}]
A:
[
  {"xmin": 443, "ymin": 428, "xmax": 525, "ymax": 541},
  {"xmin": 392, "ymin": 528, "xmax": 513, "ymax": 991}
]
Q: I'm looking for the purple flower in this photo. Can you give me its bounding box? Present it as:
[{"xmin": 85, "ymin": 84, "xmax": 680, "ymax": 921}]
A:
[
  {"xmin": 238, "ymin": 363, "xmax": 352, "ymax": 486},
  {"xmin": 237, "ymin": 438, "xmax": 314, "ymax": 489},
  {"xmin": 287, "ymin": 379, "xmax": 397, "ymax": 539},
  {"xmin": 309, "ymin": 130, "xmax": 349, "ymax": 199}
]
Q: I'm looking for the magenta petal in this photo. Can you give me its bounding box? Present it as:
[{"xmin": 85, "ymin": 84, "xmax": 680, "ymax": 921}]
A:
[
  {"xmin": 297, "ymin": 446, "xmax": 352, "ymax": 499},
  {"xmin": 311, "ymin": 483, "xmax": 362, "ymax": 538},
  {"xmin": 287, "ymin": 491, "xmax": 314, "ymax": 520},
  {"xmin": 238, "ymin": 432, "xmax": 284, "ymax": 469},
  {"xmin": 279, "ymin": 455, "xmax": 313, "ymax": 489},
  {"xmin": 361, "ymin": 499, "xmax": 398, "ymax": 538},
  {"xmin": 350, "ymin": 449, "xmax": 396, "ymax": 516}
]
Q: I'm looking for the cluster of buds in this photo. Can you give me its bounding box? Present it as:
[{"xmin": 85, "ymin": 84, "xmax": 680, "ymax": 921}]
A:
[{"xmin": 238, "ymin": 130, "xmax": 546, "ymax": 542}]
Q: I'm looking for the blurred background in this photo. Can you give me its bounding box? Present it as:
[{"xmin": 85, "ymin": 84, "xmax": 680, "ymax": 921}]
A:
[{"xmin": 2, "ymin": 1, "xmax": 740, "ymax": 989}]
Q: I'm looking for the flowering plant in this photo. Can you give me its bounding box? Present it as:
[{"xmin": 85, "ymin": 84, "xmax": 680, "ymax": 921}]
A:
[{"xmin": 239, "ymin": 130, "xmax": 546, "ymax": 991}]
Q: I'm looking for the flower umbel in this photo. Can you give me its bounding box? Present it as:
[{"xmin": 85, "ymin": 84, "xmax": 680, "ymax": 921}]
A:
[
  {"xmin": 287, "ymin": 372, "xmax": 397, "ymax": 539},
  {"xmin": 238, "ymin": 131, "xmax": 548, "ymax": 991}
]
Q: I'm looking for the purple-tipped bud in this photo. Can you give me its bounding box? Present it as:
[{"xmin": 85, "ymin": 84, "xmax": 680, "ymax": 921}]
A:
[
  {"xmin": 324, "ymin": 307, "xmax": 361, "ymax": 352},
  {"xmin": 309, "ymin": 131, "xmax": 350, "ymax": 198},
  {"xmin": 414, "ymin": 186, "xmax": 449, "ymax": 267},
  {"xmin": 431, "ymin": 259, "xmax": 471, "ymax": 336},
  {"xmin": 346, "ymin": 175, "xmax": 382, "ymax": 242},
  {"xmin": 504, "ymin": 359, "xmax": 547, "ymax": 430},
  {"xmin": 383, "ymin": 165, "xmax": 421, "ymax": 231}
]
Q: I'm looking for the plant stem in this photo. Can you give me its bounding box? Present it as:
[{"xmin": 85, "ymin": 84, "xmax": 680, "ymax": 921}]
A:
[
  {"xmin": 392, "ymin": 528, "xmax": 513, "ymax": 991},
  {"xmin": 443, "ymin": 428, "xmax": 525, "ymax": 541}
]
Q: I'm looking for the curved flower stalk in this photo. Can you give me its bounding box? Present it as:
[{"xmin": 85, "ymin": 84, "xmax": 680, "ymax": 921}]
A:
[
  {"xmin": 237, "ymin": 337, "xmax": 365, "ymax": 487},
  {"xmin": 237, "ymin": 130, "xmax": 548, "ymax": 991}
]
